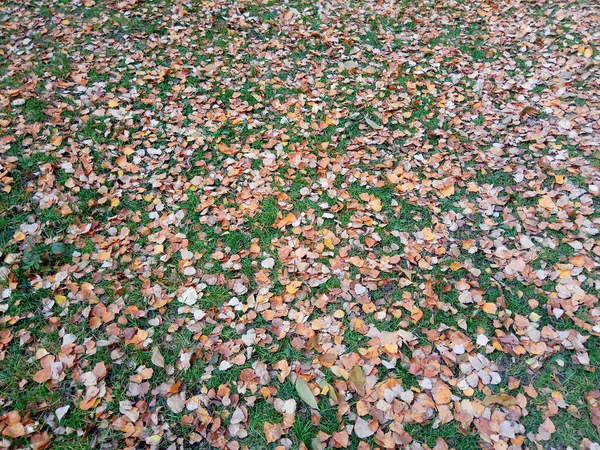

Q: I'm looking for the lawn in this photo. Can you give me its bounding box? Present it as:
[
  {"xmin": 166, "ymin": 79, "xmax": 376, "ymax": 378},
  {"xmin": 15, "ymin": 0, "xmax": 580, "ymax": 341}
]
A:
[{"xmin": 1, "ymin": 0, "xmax": 600, "ymax": 448}]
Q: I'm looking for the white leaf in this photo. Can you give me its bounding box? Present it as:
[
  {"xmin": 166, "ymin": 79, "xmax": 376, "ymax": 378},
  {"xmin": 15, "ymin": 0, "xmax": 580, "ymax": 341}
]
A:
[
  {"xmin": 354, "ymin": 417, "xmax": 374, "ymax": 438},
  {"xmin": 179, "ymin": 287, "xmax": 198, "ymax": 305},
  {"xmin": 167, "ymin": 393, "xmax": 186, "ymax": 413},
  {"xmin": 219, "ymin": 360, "xmax": 233, "ymax": 371},
  {"xmin": 261, "ymin": 258, "xmax": 275, "ymax": 269},
  {"xmin": 55, "ymin": 405, "xmax": 70, "ymax": 421}
]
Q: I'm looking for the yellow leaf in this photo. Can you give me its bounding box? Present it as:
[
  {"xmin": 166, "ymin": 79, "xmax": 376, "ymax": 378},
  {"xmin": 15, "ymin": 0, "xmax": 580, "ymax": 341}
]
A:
[
  {"xmin": 538, "ymin": 196, "xmax": 555, "ymax": 210},
  {"xmin": 111, "ymin": 198, "xmax": 120, "ymax": 207},
  {"xmin": 55, "ymin": 295, "xmax": 67, "ymax": 306},
  {"xmin": 286, "ymin": 280, "xmax": 302, "ymax": 295},
  {"xmin": 386, "ymin": 173, "xmax": 399, "ymax": 185},
  {"xmin": 218, "ymin": 142, "xmax": 238, "ymax": 155},
  {"xmin": 450, "ymin": 261, "xmax": 462, "ymax": 271},
  {"xmin": 554, "ymin": 174, "xmax": 564, "ymax": 184},
  {"xmin": 422, "ymin": 227, "xmax": 435, "ymax": 241},
  {"xmin": 108, "ymin": 99, "xmax": 119, "ymax": 108},
  {"xmin": 264, "ymin": 422, "xmax": 283, "ymax": 443},
  {"xmin": 154, "ymin": 245, "xmax": 164, "ymax": 254},
  {"xmin": 483, "ymin": 393, "xmax": 518, "ymax": 407},
  {"xmin": 350, "ymin": 256, "xmax": 364, "ymax": 267},
  {"xmin": 349, "ymin": 365, "xmax": 366, "ymax": 396},
  {"xmin": 584, "ymin": 47, "xmax": 594, "ymax": 58},
  {"xmin": 13, "ymin": 231, "xmax": 26, "ymax": 242},
  {"xmin": 147, "ymin": 435, "xmax": 161, "ymax": 446},
  {"xmin": 323, "ymin": 237, "xmax": 334, "ymax": 250}
]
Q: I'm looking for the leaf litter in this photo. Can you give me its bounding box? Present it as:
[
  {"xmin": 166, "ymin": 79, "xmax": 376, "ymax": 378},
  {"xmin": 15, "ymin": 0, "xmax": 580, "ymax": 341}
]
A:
[{"xmin": 0, "ymin": 0, "xmax": 600, "ymax": 448}]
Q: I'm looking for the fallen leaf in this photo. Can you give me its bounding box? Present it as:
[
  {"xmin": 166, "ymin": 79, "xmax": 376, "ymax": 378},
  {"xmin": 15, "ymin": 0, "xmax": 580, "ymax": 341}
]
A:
[
  {"xmin": 354, "ymin": 417, "xmax": 374, "ymax": 438},
  {"xmin": 349, "ymin": 365, "xmax": 366, "ymax": 396},
  {"xmin": 264, "ymin": 422, "xmax": 283, "ymax": 443},
  {"xmin": 151, "ymin": 346, "xmax": 165, "ymax": 368},
  {"xmin": 167, "ymin": 393, "xmax": 186, "ymax": 413},
  {"xmin": 286, "ymin": 280, "xmax": 302, "ymax": 295},
  {"xmin": 55, "ymin": 405, "xmax": 70, "ymax": 421},
  {"xmin": 369, "ymin": 197, "xmax": 382, "ymax": 212},
  {"xmin": 538, "ymin": 196, "xmax": 555, "ymax": 210},
  {"xmin": 295, "ymin": 377, "xmax": 319, "ymax": 409}
]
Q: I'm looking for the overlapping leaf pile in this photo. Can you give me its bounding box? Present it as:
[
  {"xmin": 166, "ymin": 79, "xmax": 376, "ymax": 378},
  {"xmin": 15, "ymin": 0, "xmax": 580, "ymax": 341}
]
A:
[{"xmin": 1, "ymin": 0, "xmax": 599, "ymax": 448}]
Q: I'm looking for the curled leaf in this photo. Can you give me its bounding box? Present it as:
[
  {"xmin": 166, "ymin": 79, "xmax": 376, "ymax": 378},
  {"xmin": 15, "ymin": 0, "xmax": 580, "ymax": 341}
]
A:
[{"xmin": 519, "ymin": 106, "xmax": 539, "ymax": 118}]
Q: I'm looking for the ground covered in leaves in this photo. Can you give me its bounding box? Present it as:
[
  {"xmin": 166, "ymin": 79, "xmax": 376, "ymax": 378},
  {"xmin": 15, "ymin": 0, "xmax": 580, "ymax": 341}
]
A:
[{"xmin": 1, "ymin": 0, "xmax": 600, "ymax": 448}]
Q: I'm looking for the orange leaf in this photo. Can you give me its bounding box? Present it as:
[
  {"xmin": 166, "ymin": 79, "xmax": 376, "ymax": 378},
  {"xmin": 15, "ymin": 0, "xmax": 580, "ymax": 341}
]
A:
[
  {"xmin": 433, "ymin": 383, "xmax": 452, "ymax": 405},
  {"xmin": 349, "ymin": 256, "xmax": 364, "ymax": 267},
  {"xmin": 33, "ymin": 368, "xmax": 52, "ymax": 384},
  {"xmin": 369, "ymin": 198, "xmax": 382, "ymax": 212},
  {"xmin": 439, "ymin": 183, "xmax": 455, "ymax": 198},
  {"xmin": 481, "ymin": 303, "xmax": 497, "ymax": 314}
]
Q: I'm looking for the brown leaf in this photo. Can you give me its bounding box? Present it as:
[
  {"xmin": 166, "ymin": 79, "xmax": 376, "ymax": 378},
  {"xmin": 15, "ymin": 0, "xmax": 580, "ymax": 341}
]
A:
[
  {"xmin": 167, "ymin": 393, "xmax": 186, "ymax": 413},
  {"xmin": 264, "ymin": 422, "xmax": 283, "ymax": 443},
  {"xmin": 483, "ymin": 393, "xmax": 518, "ymax": 407},
  {"xmin": 586, "ymin": 391, "xmax": 600, "ymax": 433},
  {"xmin": 2, "ymin": 411, "xmax": 24, "ymax": 438},
  {"xmin": 30, "ymin": 432, "xmax": 51, "ymax": 450},
  {"xmin": 519, "ymin": 106, "xmax": 539, "ymax": 118}
]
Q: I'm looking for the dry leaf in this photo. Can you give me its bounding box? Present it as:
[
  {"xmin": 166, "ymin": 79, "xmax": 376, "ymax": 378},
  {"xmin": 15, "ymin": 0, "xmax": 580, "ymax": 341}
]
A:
[
  {"xmin": 264, "ymin": 422, "xmax": 283, "ymax": 443},
  {"xmin": 151, "ymin": 346, "xmax": 165, "ymax": 368},
  {"xmin": 354, "ymin": 417, "xmax": 374, "ymax": 438}
]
